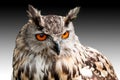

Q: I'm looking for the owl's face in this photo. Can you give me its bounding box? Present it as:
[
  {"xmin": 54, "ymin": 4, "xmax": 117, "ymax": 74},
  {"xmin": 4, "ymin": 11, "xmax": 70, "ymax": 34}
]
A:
[{"xmin": 22, "ymin": 5, "xmax": 80, "ymax": 56}]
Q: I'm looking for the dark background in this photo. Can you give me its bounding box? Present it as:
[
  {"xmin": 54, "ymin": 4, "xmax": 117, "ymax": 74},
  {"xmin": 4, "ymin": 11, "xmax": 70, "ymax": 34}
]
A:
[{"xmin": 0, "ymin": 0, "xmax": 120, "ymax": 79}]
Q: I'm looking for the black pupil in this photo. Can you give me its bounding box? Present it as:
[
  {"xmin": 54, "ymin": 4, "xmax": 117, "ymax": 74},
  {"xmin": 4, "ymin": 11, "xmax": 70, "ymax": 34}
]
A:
[
  {"xmin": 64, "ymin": 32, "xmax": 67, "ymax": 35},
  {"xmin": 40, "ymin": 33, "xmax": 45, "ymax": 37}
]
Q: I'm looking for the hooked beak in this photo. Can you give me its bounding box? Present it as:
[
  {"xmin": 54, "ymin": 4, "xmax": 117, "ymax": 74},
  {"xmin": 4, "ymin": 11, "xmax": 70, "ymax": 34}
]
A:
[{"xmin": 52, "ymin": 41, "xmax": 60, "ymax": 55}]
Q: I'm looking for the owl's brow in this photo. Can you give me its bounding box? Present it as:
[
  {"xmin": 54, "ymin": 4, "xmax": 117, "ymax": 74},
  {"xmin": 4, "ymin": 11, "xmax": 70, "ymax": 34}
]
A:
[
  {"xmin": 36, "ymin": 26, "xmax": 43, "ymax": 31},
  {"xmin": 31, "ymin": 16, "xmax": 43, "ymax": 31}
]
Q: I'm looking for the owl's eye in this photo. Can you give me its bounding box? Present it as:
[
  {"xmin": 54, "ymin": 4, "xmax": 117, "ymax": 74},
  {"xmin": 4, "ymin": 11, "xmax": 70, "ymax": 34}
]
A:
[
  {"xmin": 61, "ymin": 31, "xmax": 69, "ymax": 39},
  {"xmin": 35, "ymin": 33, "xmax": 47, "ymax": 41}
]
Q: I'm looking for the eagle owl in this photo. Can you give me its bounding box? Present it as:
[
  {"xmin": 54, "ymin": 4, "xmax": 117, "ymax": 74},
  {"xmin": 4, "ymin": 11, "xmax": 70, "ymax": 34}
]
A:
[{"xmin": 12, "ymin": 5, "xmax": 118, "ymax": 80}]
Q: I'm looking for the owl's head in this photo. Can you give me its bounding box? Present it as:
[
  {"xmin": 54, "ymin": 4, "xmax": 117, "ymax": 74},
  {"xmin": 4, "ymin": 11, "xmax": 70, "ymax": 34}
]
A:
[{"xmin": 18, "ymin": 5, "xmax": 80, "ymax": 56}]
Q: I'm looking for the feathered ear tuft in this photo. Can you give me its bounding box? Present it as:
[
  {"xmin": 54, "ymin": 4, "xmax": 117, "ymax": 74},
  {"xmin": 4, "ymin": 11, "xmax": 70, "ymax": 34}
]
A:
[
  {"xmin": 27, "ymin": 5, "xmax": 44, "ymax": 29},
  {"xmin": 27, "ymin": 5, "xmax": 41, "ymax": 19},
  {"xmin": 65, "ymin": 7, "xmax": 80, "ymax": 25}
]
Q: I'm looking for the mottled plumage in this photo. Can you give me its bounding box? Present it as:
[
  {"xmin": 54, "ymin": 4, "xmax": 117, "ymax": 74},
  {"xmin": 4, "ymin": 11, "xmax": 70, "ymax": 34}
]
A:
[{"xmin": 12, "ymin": 5, "xmax": 118, "ymax": 80}]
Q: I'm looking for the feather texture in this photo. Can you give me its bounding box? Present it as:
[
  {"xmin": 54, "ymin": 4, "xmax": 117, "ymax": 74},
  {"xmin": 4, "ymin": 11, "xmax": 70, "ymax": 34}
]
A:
[{"xmin": 12, "ymin": 5, "xmax": 118, "ymax": 80}]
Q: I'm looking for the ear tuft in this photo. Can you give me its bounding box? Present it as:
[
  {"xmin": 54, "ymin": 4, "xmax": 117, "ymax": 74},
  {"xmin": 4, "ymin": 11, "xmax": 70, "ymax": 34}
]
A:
[
  {"xmin": 27, "ymin": 5, "xmax": 44, "ymax": 28},
  {"xmin": 27, "ymin": 5, "xmax": 41, "ymax": 18},
  {"xmin": 65, "ymin": 7, "xmax": 80, "ymax": 25}
]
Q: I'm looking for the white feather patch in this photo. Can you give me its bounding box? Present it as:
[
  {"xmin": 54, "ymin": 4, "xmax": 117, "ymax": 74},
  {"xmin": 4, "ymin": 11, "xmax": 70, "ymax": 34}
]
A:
[{"xmin": 80, "ymin": 66, "xmax": 93, "ymax": 78}]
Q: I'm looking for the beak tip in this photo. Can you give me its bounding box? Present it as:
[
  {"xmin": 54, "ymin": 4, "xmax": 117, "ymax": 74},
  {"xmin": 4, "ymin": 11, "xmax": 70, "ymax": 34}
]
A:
[
  {"xmin": 54, "ymin": 46, "xmax": 60, "ymax": 55},
  {"xmin": 52, "ymin": 42, "xmax": 60, "ymax": 55},
  {"xmin": 57, "ymin": 50, "xmax": 60, "ymax": 55}
]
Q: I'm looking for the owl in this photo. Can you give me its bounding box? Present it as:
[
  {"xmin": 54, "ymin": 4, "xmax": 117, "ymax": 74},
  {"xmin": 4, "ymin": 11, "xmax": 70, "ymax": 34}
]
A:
[{"xmin": 12, "ymin": 5, "xmax": 118, "ymax": 80}]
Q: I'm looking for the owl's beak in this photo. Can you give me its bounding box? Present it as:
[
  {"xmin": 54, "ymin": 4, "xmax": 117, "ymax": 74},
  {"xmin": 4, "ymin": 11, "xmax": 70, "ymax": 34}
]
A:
[{"xmin": 52, "ymin": 41, "xmax": 60, "ymax": 55}]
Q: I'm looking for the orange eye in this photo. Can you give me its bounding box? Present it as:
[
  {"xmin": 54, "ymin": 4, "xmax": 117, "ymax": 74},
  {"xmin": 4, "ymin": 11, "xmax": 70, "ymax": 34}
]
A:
[
  {"xmin": 62, "ymin": 31, "xmax": 69, "ymax": 39},
  {"xmin": 35, "ymin": 33, "xmax": 47, "ymax": 41}
]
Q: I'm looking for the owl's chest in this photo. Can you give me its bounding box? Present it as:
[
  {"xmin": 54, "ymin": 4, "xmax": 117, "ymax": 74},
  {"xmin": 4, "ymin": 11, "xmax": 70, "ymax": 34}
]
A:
[
  {"xmin": 29, "ymin": 56, "xmax": 52, "ymax": 80},
  {"xmin": 31, "ymin": 54, "xmax": 85, "ymax": 80},
  {"xmin": 26, "ymin": 46, "xmax": 86, "ymax": 80}
]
